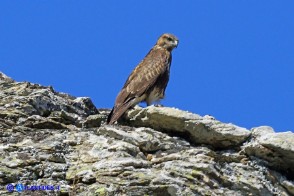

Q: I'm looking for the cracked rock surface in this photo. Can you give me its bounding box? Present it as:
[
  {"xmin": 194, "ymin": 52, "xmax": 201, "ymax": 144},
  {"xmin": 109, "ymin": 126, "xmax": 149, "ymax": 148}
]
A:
[{"xmin": 0, "ymin": 72, "xmax": 294, "ymax": 196}]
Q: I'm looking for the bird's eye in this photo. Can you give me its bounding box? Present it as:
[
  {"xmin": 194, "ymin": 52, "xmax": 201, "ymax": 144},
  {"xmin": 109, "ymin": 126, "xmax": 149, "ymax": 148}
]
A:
[{"xmin": 167, "ymin": 37, "xmax": 173, "ymax": 41}]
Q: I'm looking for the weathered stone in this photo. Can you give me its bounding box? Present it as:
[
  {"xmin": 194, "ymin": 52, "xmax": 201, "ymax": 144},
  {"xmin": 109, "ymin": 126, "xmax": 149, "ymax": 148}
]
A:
[
  {"xmin": 1, "ymin": 72, "xmax": 293, "ymax": 196},
  {"xmin": 244, "ymin": 126, "xmax": 294, "ymax": 178},
  {"xmin": 0, "ymin": 73, "xmax": 99, "ymax": 122},
  {"xmin": 0, "ymin": 166, "xmax": 22, "ymax": 184},
  {"xmin": 48, "ymin": 110, "xmax": 83, "ymax": 127},
  {"xmin": 124, "ymin": 106, "xmax": 250, "ymax": 148},
  {"xmin": 82, "ymin": 114, "xmax": 106, "ymax": 128},
  {"xmin": 0, "ymin": 72, "xmax": 14, "ymax": 83},
  {"xmin": 19, "ymin": 115, "xmax": 68, "ymax": 129}
]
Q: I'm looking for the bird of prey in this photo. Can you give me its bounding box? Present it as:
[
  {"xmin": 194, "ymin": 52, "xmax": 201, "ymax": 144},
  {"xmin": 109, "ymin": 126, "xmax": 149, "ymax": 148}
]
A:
[{"xmin": 107, "ymin": 33, "xmax": 179, "ymax": 124}]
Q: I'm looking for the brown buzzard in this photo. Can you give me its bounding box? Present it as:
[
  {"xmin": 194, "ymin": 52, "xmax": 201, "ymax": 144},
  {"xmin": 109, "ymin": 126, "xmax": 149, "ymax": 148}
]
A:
[{"xmin": 107, "ymin": 33, "xmax": 179, "ymax": 124}]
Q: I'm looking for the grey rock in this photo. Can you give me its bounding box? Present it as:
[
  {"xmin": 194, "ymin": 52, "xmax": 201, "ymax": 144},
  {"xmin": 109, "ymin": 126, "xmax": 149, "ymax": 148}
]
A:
[
  {"xmin": 244, "ymin": 126, "xmax": 294, "ymax": 178},
  {"xmin": 124, "ymin": 106, "xmax": 250, "ymax": 148},
  {"xmin": 82, "ymin": 114, "xmax": 106, "ymax": 128},
  {"xmin": 251, "ymin": 126, "xmax": 275, "ymax": 137},
  {"xmin": 0, "ymin": 72, "xmax": 14, "ymax": 83},
  {"xmin": 1, "ymin": 71, "xmax": 294, "ymax": 196}
]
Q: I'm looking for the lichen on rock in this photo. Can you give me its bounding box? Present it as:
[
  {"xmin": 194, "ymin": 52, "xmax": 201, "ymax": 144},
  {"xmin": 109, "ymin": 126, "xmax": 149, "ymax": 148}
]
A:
[{"xmin": 0, "ymin": 72, "xmax": 293, "ymax": 196}]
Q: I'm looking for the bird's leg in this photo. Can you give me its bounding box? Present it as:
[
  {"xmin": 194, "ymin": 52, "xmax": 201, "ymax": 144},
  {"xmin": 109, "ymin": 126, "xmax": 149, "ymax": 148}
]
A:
[
  {"xmin": 146, "ymin": 100, "xmax": 164, "ymax": 107},
  {"xmin": 128, "ymin": 104, "xmax": 142, "ymax": 110},
  {"xmin": 146, "ymin": 101, "xmax": 151, "ymax": 107},
  {"xmin": 128, "ymin": 105, "xmax": 136, "ymax": 110}
]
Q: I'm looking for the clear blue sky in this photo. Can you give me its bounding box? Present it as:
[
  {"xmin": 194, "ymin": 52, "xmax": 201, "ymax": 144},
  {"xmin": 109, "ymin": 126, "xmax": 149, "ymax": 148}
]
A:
[{"xmin": 1, "ymin": 1, "xmax": 293, "ymax": 132}]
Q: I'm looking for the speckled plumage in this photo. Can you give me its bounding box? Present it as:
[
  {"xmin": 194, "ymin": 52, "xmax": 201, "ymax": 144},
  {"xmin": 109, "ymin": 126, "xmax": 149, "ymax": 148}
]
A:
[{"xmin": 107, "ymin": 33, "xmax": 179, "ymax": 124}]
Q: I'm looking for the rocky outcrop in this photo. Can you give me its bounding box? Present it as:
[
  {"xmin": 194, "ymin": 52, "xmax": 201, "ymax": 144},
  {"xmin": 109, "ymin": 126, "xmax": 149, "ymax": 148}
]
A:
[
  {"xmin": 123, "ymin": 106, "xmax": 250, "ymax": 148},
  {"xmin": 0, "ymin": 72, "xmax": 293, "ymax": 196}
]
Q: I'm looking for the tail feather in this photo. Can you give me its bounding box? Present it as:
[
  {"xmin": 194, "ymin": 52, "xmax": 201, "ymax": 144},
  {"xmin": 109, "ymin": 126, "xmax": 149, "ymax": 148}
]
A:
[
  {"xmin": 107, "ymin": 102, "xmax": 133, "ymax": 124},
  {"xmin": 106, "ymin": 107, "xmax": 114, "ymax": 124}
]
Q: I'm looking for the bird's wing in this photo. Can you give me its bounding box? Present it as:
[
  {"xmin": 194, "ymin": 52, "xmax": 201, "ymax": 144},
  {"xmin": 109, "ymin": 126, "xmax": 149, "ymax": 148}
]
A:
[{"xmin": 118, "ymin": 47, "xmax": 170, "ymax": 104}]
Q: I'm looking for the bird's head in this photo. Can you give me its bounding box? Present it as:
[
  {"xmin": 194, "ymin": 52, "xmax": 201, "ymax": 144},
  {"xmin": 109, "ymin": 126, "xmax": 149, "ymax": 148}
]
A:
[{"xmin": 156, "ymin": 33, "xmax": 179, "ymax": 51}]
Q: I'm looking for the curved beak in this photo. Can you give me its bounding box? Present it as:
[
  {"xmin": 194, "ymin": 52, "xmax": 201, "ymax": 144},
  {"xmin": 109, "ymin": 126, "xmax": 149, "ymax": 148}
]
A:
[{"xmin": 174, "ymin": 40, "xmax": 179, "ymax": 48}]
